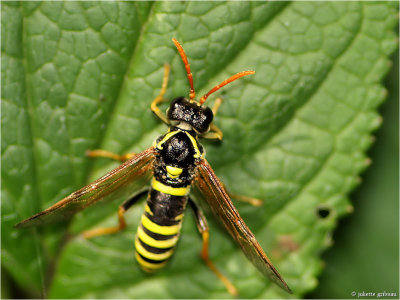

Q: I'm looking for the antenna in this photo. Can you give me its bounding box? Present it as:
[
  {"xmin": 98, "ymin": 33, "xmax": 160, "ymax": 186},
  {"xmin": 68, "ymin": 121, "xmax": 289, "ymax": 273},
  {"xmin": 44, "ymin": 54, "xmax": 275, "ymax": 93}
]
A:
[
  {"xmin": 199, "ymin": 71, "xmax": 255, "ymax": 105},
  {"xmin": 172, "ymin": 38, "xmax": 196, "ymax": 101}
]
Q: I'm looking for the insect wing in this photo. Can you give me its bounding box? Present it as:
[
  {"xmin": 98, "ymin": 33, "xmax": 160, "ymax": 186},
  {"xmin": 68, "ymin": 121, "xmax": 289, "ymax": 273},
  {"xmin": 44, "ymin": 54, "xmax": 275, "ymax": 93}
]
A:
[
  {"xmin": 16, "ymin": 147, "xmax": 157, "ymax": 228},
  {"xmin": 192, "ymin": 159, "xmax": 291, "ymax": 293}
]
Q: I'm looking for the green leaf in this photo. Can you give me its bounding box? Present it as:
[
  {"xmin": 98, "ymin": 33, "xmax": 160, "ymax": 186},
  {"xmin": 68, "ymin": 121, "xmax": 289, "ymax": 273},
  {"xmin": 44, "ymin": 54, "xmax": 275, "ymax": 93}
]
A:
[
  {"xmin": 2, "ymin": 1, "xmax": 398, "ymax": 298},
  {"xmin": 310, "ymin": 52, "xmax": 399, "ymax": 298}
]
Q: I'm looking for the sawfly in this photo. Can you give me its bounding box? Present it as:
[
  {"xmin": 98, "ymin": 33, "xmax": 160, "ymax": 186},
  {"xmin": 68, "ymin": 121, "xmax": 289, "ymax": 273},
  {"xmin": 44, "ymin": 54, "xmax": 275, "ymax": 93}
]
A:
[{"xmin": 16, "ymin": 38, "xmax": 291, "ymax": 296}]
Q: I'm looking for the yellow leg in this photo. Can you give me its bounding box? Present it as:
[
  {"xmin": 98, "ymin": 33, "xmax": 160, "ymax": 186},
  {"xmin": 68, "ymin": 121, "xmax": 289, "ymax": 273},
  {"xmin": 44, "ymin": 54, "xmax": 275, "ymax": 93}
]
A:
[
  {"xmin": 151, "ymin": 64, "xmax": 170, "ymax": 125},
  {"xmin": 201, "ymin": 123, "xmax": 223, "ymax": 141},
  {"xmin": 200, "ymin": 230, "xmax": 238, "ymax": 296},
  {"xmin": 189, "ymin": 199, "xmax": 238, "ymax": 296},
  {"xmin": 82, "ymin": 190, "xmax": 148, "ymax": 239},
  {"xmin": 212, "ymin": 97, "xmax": 223, "ymax": 116},
  {"xmin": 229, "ymin": 192, "xmax": 263, "ymax": 207},
  {"xmin": 222, "ymin": 183, "xmax": 263, "ymax": 207},
  {"xmin": 86, "ymin": 149, "xmax": 136, "ymax": 162},
  {"xmin": 82, "ymin": 206, "xmax": 127, "ymax": 239}
]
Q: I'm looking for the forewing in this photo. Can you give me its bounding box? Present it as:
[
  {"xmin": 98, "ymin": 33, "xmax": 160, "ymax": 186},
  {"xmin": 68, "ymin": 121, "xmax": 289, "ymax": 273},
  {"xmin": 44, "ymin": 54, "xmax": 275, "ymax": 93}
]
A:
[
  {"xmin": 16, "ymin": 147, "xmax": 157, "ymax": 228},
  {"xmin": 192, "ymin": 159, "xmax": 291, "ymax": 293}
]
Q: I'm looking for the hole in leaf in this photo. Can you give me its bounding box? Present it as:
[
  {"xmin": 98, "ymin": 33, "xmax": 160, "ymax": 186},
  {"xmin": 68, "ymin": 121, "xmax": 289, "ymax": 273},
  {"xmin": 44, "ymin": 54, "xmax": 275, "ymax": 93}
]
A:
[{"xmin": 317, "ymin": 207, "xmax": 330, "ymax": 219}]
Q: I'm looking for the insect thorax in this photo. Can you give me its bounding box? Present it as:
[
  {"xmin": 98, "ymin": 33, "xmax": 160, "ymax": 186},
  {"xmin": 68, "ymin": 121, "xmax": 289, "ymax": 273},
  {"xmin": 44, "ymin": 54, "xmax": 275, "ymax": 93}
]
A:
[{"xmin": 154, "ymin": 128, "xmax": 203, "ymax": 188}]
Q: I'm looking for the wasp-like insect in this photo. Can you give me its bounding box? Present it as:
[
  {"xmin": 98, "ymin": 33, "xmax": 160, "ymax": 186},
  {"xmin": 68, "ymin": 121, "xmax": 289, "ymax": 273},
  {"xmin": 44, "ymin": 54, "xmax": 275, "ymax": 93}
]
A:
[{"xmin": 16, "ymin": 38, "xmax": 291, "ymax": 296}]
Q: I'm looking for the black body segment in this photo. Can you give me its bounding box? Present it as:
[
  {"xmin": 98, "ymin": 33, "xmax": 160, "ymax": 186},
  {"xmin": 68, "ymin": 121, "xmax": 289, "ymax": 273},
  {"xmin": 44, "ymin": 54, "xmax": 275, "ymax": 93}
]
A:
[
  {"xmin": 147, "ymin": 189, "xmax": 186, "ymax": 226},
  {"xmin": 153, "ymin": 129, "xmax": 203, "ymax": 186},
  {"xmin": 135, "ymin": 188, "xmax": 187, "ymax": 271},
  {"xmin": 135, "ymin": 128, "xmax": 203, "ymax": 271},
  {"xmin": 122, "ymin": 190, "xmax": 149, "ymax": 211}
]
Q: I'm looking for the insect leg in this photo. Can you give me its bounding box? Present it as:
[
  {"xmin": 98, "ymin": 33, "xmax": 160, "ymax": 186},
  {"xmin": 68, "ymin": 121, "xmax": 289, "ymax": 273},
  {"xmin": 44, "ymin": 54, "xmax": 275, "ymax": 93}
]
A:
[
  {"xmin": 200, "ymin": 123, "xmax": 223, "ymax": 141},
  {"xmin": 229, "ymin": 193, "xmax": 262, "ymax": 206},
  {"xmin": 221, "ymin": 183, "xmax": 263, "ymax": 207},
  {"xmin": 188, "ymin": 198, "xmax": 238, "ymax": 296},
  {"xmin": 86, "ymin": 149, "xmax": 136, "ymax": 162},
  {"xmin": 211, "ymin": 97, "xmax": 223, "ymax": 116},
  {"xmin": 82, "ymin": 190, "xmax": 148, "ymax": 239},
  {"xmin": 151, "ymin": 64, "xmax": 170, "ymax": 125}
]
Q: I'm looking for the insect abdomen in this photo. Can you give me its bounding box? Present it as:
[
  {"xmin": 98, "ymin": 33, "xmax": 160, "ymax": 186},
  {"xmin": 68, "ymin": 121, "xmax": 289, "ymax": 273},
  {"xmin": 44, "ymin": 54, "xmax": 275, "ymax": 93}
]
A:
[{"xmin": 135, "ymin": 181, "xmax": 188, "ymax": 272}]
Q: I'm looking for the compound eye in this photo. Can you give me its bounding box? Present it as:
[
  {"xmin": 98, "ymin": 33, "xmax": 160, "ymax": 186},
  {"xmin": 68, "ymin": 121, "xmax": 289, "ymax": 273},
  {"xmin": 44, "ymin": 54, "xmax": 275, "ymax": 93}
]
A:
[
  {"xmin": 194, "ymin": 106, "xmax": 213, "ymax": 133},
  {"xmin": 193, "ymin": 125, "xmax": 211, "ymax": 135},
  {"xmin": 167, "ymin": 97, "xmax": 188, "ymax": 121}
]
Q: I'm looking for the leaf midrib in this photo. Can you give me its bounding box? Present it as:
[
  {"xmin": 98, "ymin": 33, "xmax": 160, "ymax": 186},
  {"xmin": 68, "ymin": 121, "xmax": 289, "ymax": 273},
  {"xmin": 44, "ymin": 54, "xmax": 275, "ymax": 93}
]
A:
[{"xmin": 19, "ymin": 4, "xmax": 48, "ymax": 294}]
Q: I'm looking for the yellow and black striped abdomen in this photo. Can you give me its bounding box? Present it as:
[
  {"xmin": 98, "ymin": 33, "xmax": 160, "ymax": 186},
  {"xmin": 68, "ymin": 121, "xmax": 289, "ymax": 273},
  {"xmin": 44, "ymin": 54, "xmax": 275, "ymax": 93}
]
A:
[{"xmin": 135, "ymin": 180, "xmax": 189, "ymax": 272}]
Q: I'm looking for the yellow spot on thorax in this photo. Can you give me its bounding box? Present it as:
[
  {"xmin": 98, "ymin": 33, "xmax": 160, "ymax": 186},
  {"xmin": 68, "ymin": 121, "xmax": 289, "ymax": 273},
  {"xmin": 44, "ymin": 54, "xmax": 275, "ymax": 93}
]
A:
[{"xmin": 166, "ymin": 165, "xmax": 183, "ymax": 179}]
